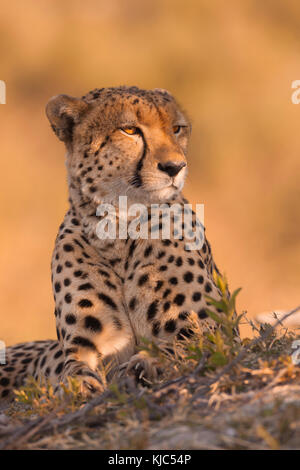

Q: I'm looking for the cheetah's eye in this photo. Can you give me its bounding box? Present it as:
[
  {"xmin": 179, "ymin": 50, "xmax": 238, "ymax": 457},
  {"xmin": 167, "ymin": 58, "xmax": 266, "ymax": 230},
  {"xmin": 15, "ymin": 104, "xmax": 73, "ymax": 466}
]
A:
[
  {"xmin": 173, "ymin": 125, "xmax": 182, "ymax": 135},
  {"xmin": 120, "ymin": 127, "xmax": 139, "ymax": 135}
]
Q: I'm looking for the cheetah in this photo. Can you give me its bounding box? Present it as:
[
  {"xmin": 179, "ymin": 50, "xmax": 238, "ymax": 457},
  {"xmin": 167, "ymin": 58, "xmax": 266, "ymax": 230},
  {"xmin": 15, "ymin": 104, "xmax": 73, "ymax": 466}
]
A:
[{"xmin": 0, "ymin": 86, "xmax": 237, "ymax": 400}]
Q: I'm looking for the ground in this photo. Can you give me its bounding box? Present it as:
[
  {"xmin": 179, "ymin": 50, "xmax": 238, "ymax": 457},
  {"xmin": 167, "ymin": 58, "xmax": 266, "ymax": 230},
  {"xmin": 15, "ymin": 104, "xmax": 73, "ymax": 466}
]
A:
[{"xmin": 1, "ymin": 283, "xmax": 299, "ymax": 450}]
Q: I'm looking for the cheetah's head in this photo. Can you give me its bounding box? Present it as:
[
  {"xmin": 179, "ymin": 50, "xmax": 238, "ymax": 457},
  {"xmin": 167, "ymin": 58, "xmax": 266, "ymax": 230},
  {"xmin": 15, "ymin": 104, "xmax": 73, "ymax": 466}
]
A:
[{"xmin": 46, "ymin": 86, "xmax": 191, "ymax": 206}]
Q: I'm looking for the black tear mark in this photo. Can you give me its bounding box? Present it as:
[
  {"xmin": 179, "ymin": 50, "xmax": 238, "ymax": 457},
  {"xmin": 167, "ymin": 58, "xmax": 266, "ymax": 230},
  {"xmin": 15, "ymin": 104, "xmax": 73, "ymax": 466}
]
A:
[{"xmin": 130, "ymin": 131, "xmax": 147, "ymax": 188}]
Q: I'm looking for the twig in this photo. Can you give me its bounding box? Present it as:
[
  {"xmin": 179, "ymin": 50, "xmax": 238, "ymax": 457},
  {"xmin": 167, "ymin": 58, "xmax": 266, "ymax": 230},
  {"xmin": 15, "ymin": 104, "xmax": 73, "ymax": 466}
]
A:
[
  {"xmin": 154, "ymin": 352, "xmax": 209, "ymax": 392},
  {"xmin": 2, "ymin": 306, "xmax": 299, "ymax": 448},
  {"xmin": 0, "ymin": 377, "xmax": 147, "ymax": 449},
  {"xmin": 203, "ymin": 304, "xmax": 300, "ymax": 391},
  {"xmin": 0, "ymin": 389, "xmax": 113, "ymax": 449},
  {"xmin": 2, "ymin": 412, "xmax": 56, "ymax": 450}
]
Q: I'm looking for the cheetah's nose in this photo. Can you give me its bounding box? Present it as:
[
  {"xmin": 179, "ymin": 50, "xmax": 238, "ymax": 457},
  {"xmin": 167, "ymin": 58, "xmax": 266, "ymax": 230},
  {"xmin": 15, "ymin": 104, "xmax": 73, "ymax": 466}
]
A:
[{"xmin": 157, "ymin": 161, "xmax": 186, "ymax": 178}]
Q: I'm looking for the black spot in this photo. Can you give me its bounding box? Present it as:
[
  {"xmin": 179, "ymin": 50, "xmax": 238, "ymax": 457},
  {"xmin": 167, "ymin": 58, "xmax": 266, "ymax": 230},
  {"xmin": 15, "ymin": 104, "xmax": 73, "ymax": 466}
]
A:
[
  {"xmin": 165, "ymin": 319, "xmax": 177, "ymax": 333},
  {"xmin": 154, "ymin": 280, "xmax": 164, "ymax": 291},
  {"xmin": 197, "ymin": 275, "xmax": 204, "ymax": 284},
  {"xmin": 138, "ymin": 274, "xmax": 149, "ymax": 286},
  {"xmin": 183, "ymin": 272, "xmax": 194, "ymax": 283},
  {"xmin": 129, "ymin": 297, "xmax": 137, "ymax": 310},
  {"xmin": 55, "ymin": 362, "xmax": 64, "ymax": 375},
  {"xmin": 98, "ymin": 292, "xmax": 117, "ymax": 310},
  {"xmin": 98, "ymin": 269, "xmax": 109, "ymax": 278},
  {"xmin": 159, "ymin": 265, "xmax": 168, "ymax": 271},
  {"xmin": 205, "ymin": 282, "xmax": 212, "ymax": 293},
  {"xmin": 56, "ymin": 265, "xmax": 62, "ymax": 273},
  {"xmin": 152, "ymin": 321, "xmax": 160, "ymax": 336},
  {"xmin": 109, "ymin": 258, "xmax": 121, "ymax": 267},
  {"xmin": 54, "ymin": 350, "xmax": 63, "ymax": 359},
  {"xmin": 174, "ymin": 294, "xmax": 185, "ymax": 306},
  {"xmin": 198, "ymin": 309, "xmax": 208, "ymax": 319},
  {"xmin": 192, "ymin": 292, "xmax": 201, "ymax": 302},
  {"xmin": 74, "ymin": 270, "xmax": 83, "ymax": 277},
  {"xmin": 21, "ymin": 357, "xmax": 32, "ymax": 364},
  {"xmin": 64, "ymin": 278, "xmax": 71, "ymax": 286},
  {"xmin": 72, "ymin": 336, "xmax": 96, "ymax": 350},
  {"xmin": 78, "ymin": 299, "xmax": 93, "ymax": 308},
  {"xmin": 169, "ymin": 277, "xmax": 178, "ymax": 285},
  {"xmin": 163, "ymin": 301, "xmax": 171, "ymax": 312},
  {"xmin": 128, "ymin": 240, "xmax": 136, "ymax": 257},
  {"xmin": 74, "ymin": 239, "xmax": 84, "ymax": 249},
  {"xmin": 179, "ymin": 311, "xmax": 190, "ymax": 320},
  {"xmin": 78, "ymin": 282, "xmax": 93, "ymax": 291},
  {"xmin": 63, "ymin": 244, "xmax": 74, "ymax": 252},
  {"xmin": 84, "ymin": 315, "xmax": 102, "ymax": 332},
  {"xmin": 105, "ymin": 280, "xmax": 117, "ymax": 290},
  {"xmin": 163, "ymin": 288, "xmax": 171, "ymax": 298},
  {"xmin": 187, "ymin": 258, "xmax": 195, "ymax": 265},
  {"xmin": 147, "ymin": 300, "xmax": 159, "ymax": 320},
  {"xmin": 54, "ymin": 282, "xmax": 61, "ymax": 293},
  {"xmin": 144, "ymin": 245, "xmax": 153, "ymax": 257},
  {"xmin": 65, "ymin": 293, "xmax": 72, "ymax": 304},
  {"xmin": 65, "ymin": 314, "xmax": 76, "ymax": 325},
  {"xmin": 0, "ymin": 377, "xmax": 9, "ymax": 387},
  {"xmin": 176, "ymin": 257, "xmax": 183, "ymax": 267},
  {"xmin": 198, "ymin": 259, "xmax": 204, "ymax": 269}
]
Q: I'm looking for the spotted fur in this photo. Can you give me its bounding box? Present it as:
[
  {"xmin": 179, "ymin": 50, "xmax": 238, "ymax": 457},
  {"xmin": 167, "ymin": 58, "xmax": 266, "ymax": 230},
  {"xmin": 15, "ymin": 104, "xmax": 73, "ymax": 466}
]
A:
[{"xmin": 0, "ymin": 86, "xmax": 237, "ymax": 400}]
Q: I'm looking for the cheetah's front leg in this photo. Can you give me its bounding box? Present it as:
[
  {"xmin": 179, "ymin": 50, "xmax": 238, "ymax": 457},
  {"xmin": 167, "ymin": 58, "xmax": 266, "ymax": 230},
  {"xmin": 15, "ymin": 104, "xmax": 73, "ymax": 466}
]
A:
[{"xmin": 52, "ymin": 239, "xmax": 135, "ymax": 396}]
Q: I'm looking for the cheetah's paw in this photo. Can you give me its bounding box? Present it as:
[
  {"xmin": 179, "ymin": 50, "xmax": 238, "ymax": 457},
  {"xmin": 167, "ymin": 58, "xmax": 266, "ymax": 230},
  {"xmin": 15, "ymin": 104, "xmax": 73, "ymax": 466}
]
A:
[
  {"xmin": 119, "ymin": 352, "xmax": 162, "ymax": 386},
  {"xmin": 56, "ymin": 366, "xmax": 105, "ymax": 398}
]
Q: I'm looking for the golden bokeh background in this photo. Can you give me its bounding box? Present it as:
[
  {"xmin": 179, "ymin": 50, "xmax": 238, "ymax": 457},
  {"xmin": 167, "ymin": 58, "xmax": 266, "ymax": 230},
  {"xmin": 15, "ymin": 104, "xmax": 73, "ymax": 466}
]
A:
[{"xmin": 1, "ymin": 0, "xmax": 300, "ymax": 344}]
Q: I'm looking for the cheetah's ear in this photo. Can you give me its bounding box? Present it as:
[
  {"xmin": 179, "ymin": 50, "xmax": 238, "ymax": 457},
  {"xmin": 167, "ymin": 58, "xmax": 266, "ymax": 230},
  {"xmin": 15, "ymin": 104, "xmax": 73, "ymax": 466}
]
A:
[{"xmin": 46, "ymin": 94, "xmax": 89, "ymax": 143}]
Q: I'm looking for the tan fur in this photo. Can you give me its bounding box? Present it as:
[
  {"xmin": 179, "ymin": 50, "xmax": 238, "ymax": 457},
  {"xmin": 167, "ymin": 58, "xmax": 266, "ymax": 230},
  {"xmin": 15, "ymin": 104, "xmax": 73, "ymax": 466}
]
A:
[{"xmin": 0, "ymin": 86, "xmax": 236, "ymax": 400}]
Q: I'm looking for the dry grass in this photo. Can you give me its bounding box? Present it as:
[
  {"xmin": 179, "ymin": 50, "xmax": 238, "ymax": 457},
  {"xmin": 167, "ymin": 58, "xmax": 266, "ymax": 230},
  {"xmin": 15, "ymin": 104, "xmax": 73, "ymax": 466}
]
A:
[
  {"xmin": 1, "ymin": 1, "xmax": 300, "ymax": 449},
  {"xmin": 1, "ymin": 280, "xmax": 300, "ymax": 450},
  {"xmin": 1, "ymin": 1, "xmax": 300, "ymax": 344}
]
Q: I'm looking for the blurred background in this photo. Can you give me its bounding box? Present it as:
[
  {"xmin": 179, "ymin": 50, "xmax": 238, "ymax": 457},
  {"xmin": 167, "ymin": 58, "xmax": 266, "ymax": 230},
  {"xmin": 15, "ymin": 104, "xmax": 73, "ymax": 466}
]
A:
[{"xmin": 0, "ymin": 0, "xmax": 300, "ymax": 344}]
